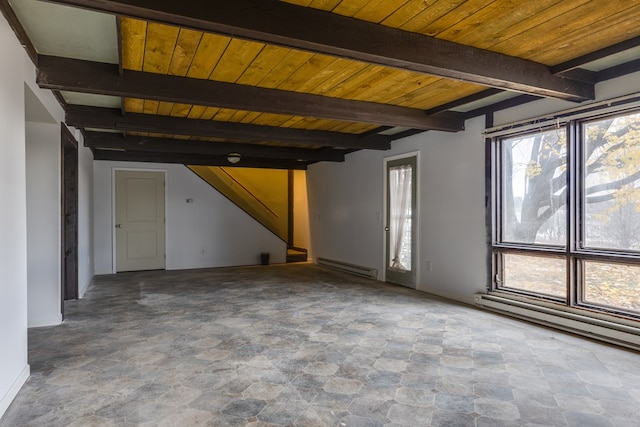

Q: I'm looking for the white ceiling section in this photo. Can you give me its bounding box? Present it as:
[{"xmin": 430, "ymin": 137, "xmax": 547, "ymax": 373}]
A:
[
  {"xmin": 61, "ymin": 92, "xmax": 122, "ymax": 108},
  {"xmin": 453, "ymin": 92, "xmax": 522, "ymax": 114},
  {"xmin": 10, "ymin": 0, "xmax": 118, "ymax": 63},
  {"xmin": 583, "ymin": 46, "xmax": 640, "ymax": 72}
]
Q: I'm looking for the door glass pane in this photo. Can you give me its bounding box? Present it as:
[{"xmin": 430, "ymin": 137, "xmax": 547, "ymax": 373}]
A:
[
  {"xmin": 501, "ymin": 253, "xmax": 566, "ymax": 299},
  {"xmin": 583, "ymin": 112, "xmax": 640, "ymax": 251},
  {"xmin": 501, "ymin": 129, "xmax": 567, "ymax": 245},
  {"xmin": 388, "ymin": 164, "xmax": 412, "ymax": 271},
  {"xmin": 583, "ymin": 261, "xmax": 640, "ymax": 313}
]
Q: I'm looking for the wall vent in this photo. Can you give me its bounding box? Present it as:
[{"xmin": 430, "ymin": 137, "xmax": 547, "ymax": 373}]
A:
[
  {"xmin": 475, "ymin": 293, "xmax": 640, "ymax": 351},
  {"xmin": 317, "ymin": 257, "xmax": 378, "ymax": 280}
]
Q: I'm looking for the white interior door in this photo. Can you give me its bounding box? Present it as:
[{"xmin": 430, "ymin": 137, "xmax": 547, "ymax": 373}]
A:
[{"xmin": 115, "ymin": 170, "xmax": 165, "ymax": 272}]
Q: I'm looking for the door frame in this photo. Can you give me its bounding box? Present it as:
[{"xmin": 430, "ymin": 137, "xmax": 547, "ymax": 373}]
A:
[
  {"xmin": 383, "ymin": 151, "xmax": 420, "ymax": 287},
  {"xmin": 111, "ymin": 167, "xmax": 168, "ymax": 273},
  {"xmin": 61, "ymin": 124, "xmax": 78, "ymax": 308}
]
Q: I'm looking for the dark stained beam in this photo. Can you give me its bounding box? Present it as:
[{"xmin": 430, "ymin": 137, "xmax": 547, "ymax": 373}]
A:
[
  {"xmin": 422, "ymin": 38, "xmax": 640, "ymax": 117},
  {"xmin": 92, "ymin": 148, "xmax": 308, "ymax": 170},
  {"xmin": 555, "ymin": 68, "xmax": 597, "ymax": 84},
  {"xmin": 365, "ymin": 90, "xmax": 502, "ymax": 138},
  {"xmin": 66, "ymin": 105, "xmax": 392, "ymax": 150},
  {"xmin": 390, "ymin": 129, "xmax": 425, "ymax": 141},
  {"xmin": 44, "ymin": 0, "xmax": 593, "ymax": 102},
  {"xmin": 116, "ymin": 16, "xmax": 124, "ymax": 77},
  {"xmin": 425, "ymin": 89, "xmax": 505, "ymax": 115},
  {"xmin": 391, "ymin": 93, "xmax": 540, "ymax": 140},
  {"xmin": 84, "ymin": 131, "xmax": 345, "ymax": 162},
  {"xmin": 552, "ymin": 36, "xmax": 640, "ymax": 74},
  {"xmin": 464, "ymin": 94, "xmax": 540, "ymax": 120},
  {"xmin": 598, "ymin": 58, "xmax": 640, "ymax": 82},
  {"xmin": 39, "ymin": 55, "xmax": 464, "ymax": 132}
]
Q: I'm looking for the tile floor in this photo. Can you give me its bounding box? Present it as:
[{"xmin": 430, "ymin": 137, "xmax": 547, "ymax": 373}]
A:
[{"xmin": 1, "ymin": 263, "xmax": 639, "ymax": 426}]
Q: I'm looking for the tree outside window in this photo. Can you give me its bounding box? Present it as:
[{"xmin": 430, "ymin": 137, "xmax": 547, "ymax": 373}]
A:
[{"xmin": 495, "ymin": 111, "xmax": 640, "ymax": 315}]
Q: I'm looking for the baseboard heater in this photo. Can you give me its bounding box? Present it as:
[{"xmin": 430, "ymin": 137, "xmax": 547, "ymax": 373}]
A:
[
  {"xmin": 317, "ymin": 257, "xmax": 378, "ymax": 280},
  {"xmin": 475, "ymin": 293, "xmax": 640, "ymax": 351}
]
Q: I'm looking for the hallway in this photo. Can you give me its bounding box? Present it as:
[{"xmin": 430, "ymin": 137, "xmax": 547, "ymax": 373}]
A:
[{"xmin": 2, "ymin": 264, "xmax": 639, "ymax": 426}]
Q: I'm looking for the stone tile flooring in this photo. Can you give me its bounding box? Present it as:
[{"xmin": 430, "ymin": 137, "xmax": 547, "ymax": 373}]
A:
[{"xmin": 2, "ymin": 263, "xmax": 640, "ymax": 426}]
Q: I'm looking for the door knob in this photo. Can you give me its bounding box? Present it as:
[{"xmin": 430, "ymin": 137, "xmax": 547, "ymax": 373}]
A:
[
  {"xmin": 385, "ymin": 226, "xmax": 390, "ymax": 231},
  {"xmin": 115, "ymin": 224, "xmax": 122, "ymax": 228}
]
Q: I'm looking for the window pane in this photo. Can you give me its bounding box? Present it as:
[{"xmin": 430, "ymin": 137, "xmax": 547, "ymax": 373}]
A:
[
  {"xmin": 502, "ymin": 253, "xmax": 566, "ymax": 299},
  {"xmin": 502, "ymin": 129, "xmax": 567, "ymax": 245},
  {"xmin": 583, "ymin": 112, "xmax": 640, "ymax": 251},
  {"xmin": 583, "ymin": 261, "xmax": 640, "ymax": 313},
  {"xmin": 389, "ymin": 164, "xmax": 412, "ymax": 271}
]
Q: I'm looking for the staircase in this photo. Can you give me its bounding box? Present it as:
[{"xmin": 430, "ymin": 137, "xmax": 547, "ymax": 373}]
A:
[
  {"xmin": 286, "ymin": 247, "xmax": 308, "ymax": 263},
  {"xmin": 189, "ymin": 165, "xmax": 308, "ymax": 264}
]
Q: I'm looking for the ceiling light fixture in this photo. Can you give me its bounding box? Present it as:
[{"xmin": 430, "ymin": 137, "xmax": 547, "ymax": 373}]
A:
[{"xmin": 227, "ymin": 153, "xmax": 241, "ymax": 164}]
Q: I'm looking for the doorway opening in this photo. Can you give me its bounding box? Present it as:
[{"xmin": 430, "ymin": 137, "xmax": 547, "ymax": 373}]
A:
[{"xmin": 61, "ymin": 124, "xmax": 78, "ymax": 306}]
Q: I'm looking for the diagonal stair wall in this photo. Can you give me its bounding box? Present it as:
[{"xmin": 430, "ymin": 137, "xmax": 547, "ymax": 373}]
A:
[{"xmin": 188, "ymin": 166, "xmax": 289, "ymax": 243}]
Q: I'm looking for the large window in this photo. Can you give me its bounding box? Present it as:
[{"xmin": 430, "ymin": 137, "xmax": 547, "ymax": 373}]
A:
[{"xmin": 492, "ymin": 109, "xmax": 640, "ymax": 317}]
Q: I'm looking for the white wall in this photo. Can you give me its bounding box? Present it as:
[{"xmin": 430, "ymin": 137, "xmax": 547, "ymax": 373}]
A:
[
  {"xmin": 308, "ymin": 151, "xmax": 386, "ymax": 268},
  {"xmin": 93, "ymin": 161, "xmax": 287, "ymax": 274},
  {"xmin": 0, "ymin": 15, "xmax": 30, "ymax": 419},
  {"xmin": 26, "ymin": 121, "xmax": 62, "ymax": 327},
  {"xmin": 1, "ymin": 14, "xmax": 94, "ymax": 418},
  {"xmin": 307, "ymin": 117, "xmax": 488, "ymax": 304},
  {"xmin": 307, "ymin": 72, "xmax": 640, "ymax": 305},
  {"xmin": 24, "ymin": 65, "xmax": 95, "ymax": 320},
  {"xmin": 415, "ymin": 118, "xmax": 488, "ymax": 302},
  {"xmin": 25, "ymin": 122, "xmax": 92, "ymax": 308}
]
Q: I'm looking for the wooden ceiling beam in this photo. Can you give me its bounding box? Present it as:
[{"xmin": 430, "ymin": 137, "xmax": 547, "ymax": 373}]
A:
[
  {"xmin": 92, "ymin": 148, "xmax": 308, "ymax": 170},
  {"xmin": 84, "ymin": 131, "xmax": 345, "ymax": 162},
  {"xmin": 425, "ymin": 89, "xmax": 505, "ymax": 115},
  {"xmin": 39, "ymin": 55, "xmax": 464, "ymax": 132},
  {"xmin": 425, "ymin": 37, "xmax": 640, "ymax": 116},
  {"xmin": 598, "ymin": 58, "xmax": 640, "ymax": 82},
  {"xmin": 552, "ymin": 36, "xmax": 640, "ymax": 74},
  {"xmin": 66, "ymin": 105, "xmax": 391, "ymax": 150},
  {"xmin": 43, "ymin": 0, "xmax": 594, "ymax": 102}
]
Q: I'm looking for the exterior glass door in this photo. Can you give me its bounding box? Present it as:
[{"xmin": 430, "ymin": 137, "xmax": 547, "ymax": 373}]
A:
[{"xmin": 386, "ymin": 156, "xmax": 417, "ymax": 288}]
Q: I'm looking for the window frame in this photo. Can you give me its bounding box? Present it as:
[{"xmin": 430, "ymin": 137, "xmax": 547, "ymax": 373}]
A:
[{"xmin": 490, "ymin": 107, "xmax": 640, "ymax": 320}]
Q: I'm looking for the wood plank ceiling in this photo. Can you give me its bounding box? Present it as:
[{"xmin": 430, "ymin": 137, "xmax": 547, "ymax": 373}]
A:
[{"xmin": 8, "ymin": 0, "xmax": 640, "ymax": 168}]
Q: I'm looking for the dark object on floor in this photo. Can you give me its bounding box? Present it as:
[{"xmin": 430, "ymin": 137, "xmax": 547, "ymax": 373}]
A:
[{"xmin": 260, "ymin": 252, "xmax": 270, "ymax": 265}]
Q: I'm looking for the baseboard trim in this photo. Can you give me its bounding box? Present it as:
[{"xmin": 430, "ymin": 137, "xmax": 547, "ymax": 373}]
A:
[
  {"xmin": 475, "ymin": 293, "xmax": 640, "ymax": 351},
  {"xmin": 28, "ymin": 313, "xmax": 63, "ymax": 328},
  {"xmin": 417, "ymin": 287, "xmax": 477, "ymax": 306},
  {"xmin": 316, "ymin": 257, "xmax": 378, "ymax": 280},
  {"xmin": 0, "ymin": 364, "xmax": 30, "ymax": 419}
]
